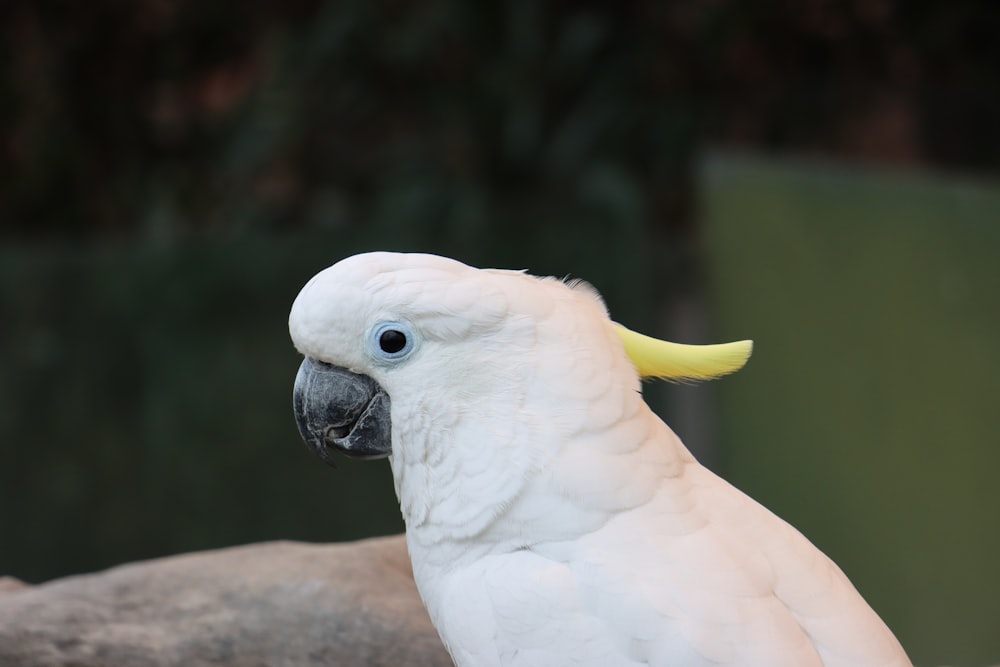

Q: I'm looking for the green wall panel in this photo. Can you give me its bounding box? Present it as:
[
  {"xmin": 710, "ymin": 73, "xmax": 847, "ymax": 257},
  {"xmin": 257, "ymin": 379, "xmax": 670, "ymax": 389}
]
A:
[{"xmin": 702, "ymin": 153, "xmax": 1000, "ymax": 666}]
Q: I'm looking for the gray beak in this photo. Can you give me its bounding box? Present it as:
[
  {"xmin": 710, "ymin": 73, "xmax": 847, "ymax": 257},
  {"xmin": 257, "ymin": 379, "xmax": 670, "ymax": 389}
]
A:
[{"xmin": 292, "ymin": 357, "xmax": 392, "ymax": 463}]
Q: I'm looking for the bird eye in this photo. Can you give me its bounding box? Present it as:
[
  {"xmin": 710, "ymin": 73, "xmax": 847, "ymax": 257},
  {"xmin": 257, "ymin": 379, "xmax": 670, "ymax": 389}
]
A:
[
  {"xmin": 369, "ymin": 321, "xmax": 417, "ymax": 362},
  {"xmin": 379, "ymin": 328, "xmax": 406, "ymax": 353}
]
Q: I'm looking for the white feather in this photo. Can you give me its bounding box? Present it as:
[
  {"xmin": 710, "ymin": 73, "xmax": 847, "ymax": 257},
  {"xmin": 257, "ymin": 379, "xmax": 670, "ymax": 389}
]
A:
[{"xmin": 289, "ymin": 252, "xmax": 912, "ymax": 667}]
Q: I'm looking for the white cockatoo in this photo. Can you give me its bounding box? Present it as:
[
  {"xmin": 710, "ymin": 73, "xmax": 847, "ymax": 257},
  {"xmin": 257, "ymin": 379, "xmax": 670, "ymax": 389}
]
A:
[{"xmin": 289, "ymin": 251, "xmax": 911, "ymax": 667}]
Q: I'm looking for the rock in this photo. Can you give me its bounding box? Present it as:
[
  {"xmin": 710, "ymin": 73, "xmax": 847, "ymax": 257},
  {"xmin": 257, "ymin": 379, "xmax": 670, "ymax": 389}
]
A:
[
  {"xmin": 0, "ymin": 576, "xmax": 28, "ymax": 594},
  {"xmin": 0, "ymin": 534, "xmax": 452, "ymax": 667}
]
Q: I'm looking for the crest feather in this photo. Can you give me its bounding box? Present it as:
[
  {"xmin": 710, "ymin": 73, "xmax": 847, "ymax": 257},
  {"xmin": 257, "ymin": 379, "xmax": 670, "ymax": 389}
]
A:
[{"xmin": 613, "ymin": 324, "xmax": 752, "ymax": 382}]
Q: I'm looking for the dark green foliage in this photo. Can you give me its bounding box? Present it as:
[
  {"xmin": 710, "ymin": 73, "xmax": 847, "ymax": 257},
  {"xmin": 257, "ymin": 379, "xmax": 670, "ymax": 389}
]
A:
[{"xmin": 2, "ymin": 1, "xmax": 998, "ymax": 241}]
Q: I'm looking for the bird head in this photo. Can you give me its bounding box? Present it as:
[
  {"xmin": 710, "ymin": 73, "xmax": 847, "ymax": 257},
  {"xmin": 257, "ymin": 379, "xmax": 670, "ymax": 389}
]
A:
[{"xmin": 289, "ymin": 252, "xmax": 751, "ymax": 540}]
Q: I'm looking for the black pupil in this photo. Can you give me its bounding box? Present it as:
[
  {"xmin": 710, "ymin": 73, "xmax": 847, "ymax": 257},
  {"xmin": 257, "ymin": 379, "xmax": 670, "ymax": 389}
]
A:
[{"xmin": 379, "ymin": 329, "xmax": 407, "ymax": 354}]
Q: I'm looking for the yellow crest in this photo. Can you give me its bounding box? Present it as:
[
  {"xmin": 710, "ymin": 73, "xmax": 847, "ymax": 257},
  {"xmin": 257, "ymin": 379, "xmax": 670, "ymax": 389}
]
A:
[{"xmin": 613, "ymin": 324, "xmax": 752, "ymax": 382}]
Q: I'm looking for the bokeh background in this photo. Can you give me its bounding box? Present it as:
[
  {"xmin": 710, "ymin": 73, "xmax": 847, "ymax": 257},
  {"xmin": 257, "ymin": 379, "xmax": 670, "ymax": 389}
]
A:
[{"xmin": 2, "ymin": 1, "xmax": 998, "ymax": 665}]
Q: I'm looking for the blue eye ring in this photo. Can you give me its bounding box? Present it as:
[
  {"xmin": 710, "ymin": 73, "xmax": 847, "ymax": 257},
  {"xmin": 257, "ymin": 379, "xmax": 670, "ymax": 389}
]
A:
[{"xmin": 369, "ymin": 321, "xmax": 417, "ymax": 362}]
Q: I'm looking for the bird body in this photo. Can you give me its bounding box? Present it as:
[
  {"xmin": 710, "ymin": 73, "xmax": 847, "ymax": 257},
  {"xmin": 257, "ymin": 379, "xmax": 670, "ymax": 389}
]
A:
[{"xmin": 289, "ymin": 252, "xmax": 911, "ymax": 667}]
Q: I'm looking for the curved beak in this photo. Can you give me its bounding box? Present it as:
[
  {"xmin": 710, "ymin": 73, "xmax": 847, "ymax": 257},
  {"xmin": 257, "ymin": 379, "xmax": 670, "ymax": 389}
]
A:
[{"xmin": 292, "ymin": 357, "xmax": 392, "ymax": 463}]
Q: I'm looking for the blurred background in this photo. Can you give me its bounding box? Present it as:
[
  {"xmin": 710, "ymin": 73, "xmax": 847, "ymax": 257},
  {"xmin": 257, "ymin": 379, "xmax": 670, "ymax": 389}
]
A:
[{"xmin": 1, "ymin": 1, "xmax": 998, "ymax": 664}]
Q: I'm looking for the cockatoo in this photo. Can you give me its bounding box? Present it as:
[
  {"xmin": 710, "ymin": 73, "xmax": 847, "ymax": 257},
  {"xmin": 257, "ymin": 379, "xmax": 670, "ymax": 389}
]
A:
[{"xmin": 289, "ymin": 251, "xmax": 911, "ymax": 667}]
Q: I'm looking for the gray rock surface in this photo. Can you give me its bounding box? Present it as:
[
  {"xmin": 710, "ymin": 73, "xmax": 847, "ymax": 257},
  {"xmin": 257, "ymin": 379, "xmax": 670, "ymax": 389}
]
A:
[{"xmin": 0, "ymin": 535, "xmax": 452, "ymax": 666}]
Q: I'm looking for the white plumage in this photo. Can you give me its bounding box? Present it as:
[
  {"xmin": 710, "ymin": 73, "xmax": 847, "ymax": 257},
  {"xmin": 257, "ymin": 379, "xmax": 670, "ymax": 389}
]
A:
[{"xmin": 288, "ymin": 251, "xmax": 911, "ymax": 667}]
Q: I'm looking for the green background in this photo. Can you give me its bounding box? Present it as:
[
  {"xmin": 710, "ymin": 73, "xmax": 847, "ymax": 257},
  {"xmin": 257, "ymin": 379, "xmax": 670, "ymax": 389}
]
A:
[{"xmin": 703, "ymin": 153, "xmax": 1000, "ymax": 665}]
